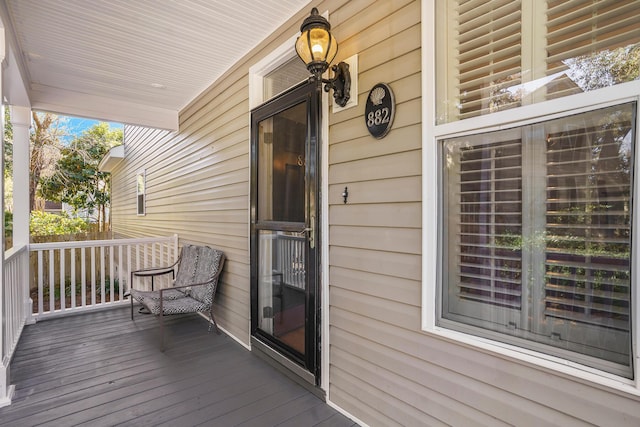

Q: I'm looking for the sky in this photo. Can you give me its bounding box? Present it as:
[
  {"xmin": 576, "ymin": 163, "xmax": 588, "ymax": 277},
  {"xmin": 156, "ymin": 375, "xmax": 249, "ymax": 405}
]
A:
[{"xmin": 62, "ymin": 116, "xmax": 124, "ymax": 142}]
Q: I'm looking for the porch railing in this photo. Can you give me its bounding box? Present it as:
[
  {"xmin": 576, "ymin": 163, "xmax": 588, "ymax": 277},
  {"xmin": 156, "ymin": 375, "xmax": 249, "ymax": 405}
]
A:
[
  {"xmin": 1, "ymin": 244, "xmax": 29, "ymax": 407},
  {"xmin": 2, "ymin": 244, "xmax": 29, "ymax": 365},
  {"xmin": 29, "ymin": 234, "xmax": 178, "ymax": 320},
  {"xmin": 277, "ymin": 235, "xmax": 306, "ymax": 290}
]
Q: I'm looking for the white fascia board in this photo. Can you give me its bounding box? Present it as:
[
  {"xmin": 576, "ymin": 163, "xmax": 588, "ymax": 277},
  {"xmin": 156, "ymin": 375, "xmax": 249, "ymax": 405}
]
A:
[{"xmin": 30, "ymin": 86, "xmax": 178, "ymax": 131}]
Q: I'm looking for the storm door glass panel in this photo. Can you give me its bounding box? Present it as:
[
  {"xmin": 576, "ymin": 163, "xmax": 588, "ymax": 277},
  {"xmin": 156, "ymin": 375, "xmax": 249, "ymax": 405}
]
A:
[
  {"xmin": 258, "ymin": 230, "xmax": 306, "ymax": 355},
  {"xmin": 257, "ymin": 103, "xmax": 306, "ymax": 223},
  {"xmin": 256, "ymin": 99, "xmax": 308, "ymax": 357}
]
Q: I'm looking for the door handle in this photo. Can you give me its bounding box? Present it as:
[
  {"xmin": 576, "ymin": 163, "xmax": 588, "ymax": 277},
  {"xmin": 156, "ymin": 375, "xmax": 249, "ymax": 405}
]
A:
[
  {"xmin": 297, "ymin": 216, "xmax": 315, "ymax": 248},
  {"xmin": 309, "ymin": 214, "xmax": 315, "ymax": 249}
]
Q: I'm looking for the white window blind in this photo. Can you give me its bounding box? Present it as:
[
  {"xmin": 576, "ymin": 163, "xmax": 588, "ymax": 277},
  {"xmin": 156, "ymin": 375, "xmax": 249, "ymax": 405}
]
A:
[
  {"xmin": 438, "ymin": 0, "xmax": 640, "ymax": 123},
  {"xmin": 546, "ymin": 0, "xmax": 640, "ymax": 99},
  {"xmin": 545, "ymin": 112, "xmax": 632, "ymax": 334},
  {"xmin": 455, "ymin": 138, "xmax": 523, "ymax": 309},
  {"xmin": 441, "ymin": 102, "xmax": 635, "ymax": 377},
  {"xmin": 456, "ymin": 0, "xmax": 522, "ymax": 120}
]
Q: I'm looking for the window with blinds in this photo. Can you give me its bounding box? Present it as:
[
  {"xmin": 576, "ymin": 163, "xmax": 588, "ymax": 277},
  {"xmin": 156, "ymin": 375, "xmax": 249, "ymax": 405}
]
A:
[
  {"xmin": 441, "ymin": 102, "xmax": 635, "ymax": 377},
  {"xmin": 455, "ymin": 0, "xmax": 522, "ymax": 121},
  {"xmin": 136, "ymin": 171, "xmax": 145, "ymax": 216},
  {"xmin": 436, "ymin": 0, "xmax": 640, "ymax": 123},
  {"xmin": 453, "ymin": 138, "xmax": 523, "ymax": 310}
]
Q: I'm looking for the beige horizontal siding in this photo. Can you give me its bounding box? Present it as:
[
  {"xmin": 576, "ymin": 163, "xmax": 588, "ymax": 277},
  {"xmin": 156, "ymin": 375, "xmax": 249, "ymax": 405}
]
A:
[
  {"xmin": 330, "ymin": 202, "xmax": 422, "ymax": 228},
  {"xmin": 329, "ymin": 176, "xmax": 421, "ymax": 206},
  {"xmin": 324, "ymin": 1, "xmax": 429, "ymax": 423},
  {"xmin": 109, "ymin": 0, "xmax": 640, "ymax": 425},
  {"xmin": 331, "ymin": 346, "xmax": 514, "ymax": 427},
  {"xmin": 331, "ymin": 305, "xmax": 640, "ymax": 426},
  {"xmin": 112, "ymin": 91, "xmax": 251, "ymax": 342}
]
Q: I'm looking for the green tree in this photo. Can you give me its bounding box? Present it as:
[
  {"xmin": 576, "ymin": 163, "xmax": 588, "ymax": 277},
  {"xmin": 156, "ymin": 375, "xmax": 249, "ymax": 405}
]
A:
[
  {"xmin": 4, "ymin": 107, "xmax": 13, "ymax": 179},
  {"xmin": 564, "ymin": 44, "xmax": 640, "ymax": 92},
  {"xmin": 30, "ymin": 112, "xmax": 64, "ymax": 211},
  {"xmin": 40, "ymin": 122, "xmax": 122, "ymax": 231},
  {"xmin": 4, "ymin": 108, "xmax": 14, "ymax": 223},
  {"xmin": 30, "ymin": 210, "xmax": 87, "ymax": 236}
]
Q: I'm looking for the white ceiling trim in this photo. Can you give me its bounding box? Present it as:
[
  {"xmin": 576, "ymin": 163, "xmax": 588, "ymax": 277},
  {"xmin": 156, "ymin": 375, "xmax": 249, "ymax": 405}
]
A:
[
  {"xmin": 2, "ymin": 0, "xmax": 312, "ymax": 129},
  {"xmin": 30, "ymin": 85, "xmax": 179, "ymax": 131}
]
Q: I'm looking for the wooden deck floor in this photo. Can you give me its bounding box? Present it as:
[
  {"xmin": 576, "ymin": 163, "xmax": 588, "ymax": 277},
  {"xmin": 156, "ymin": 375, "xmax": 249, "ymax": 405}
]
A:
[{"xmin": 0, "ymin": 307, "xmax": 356, "ymax": 427}]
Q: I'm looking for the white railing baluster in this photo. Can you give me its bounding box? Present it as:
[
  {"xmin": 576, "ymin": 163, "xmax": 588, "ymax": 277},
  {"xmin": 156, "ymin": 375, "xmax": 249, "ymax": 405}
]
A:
[
  {"xmin": 152, "ymin": 242, "xmax": 157, "ymax": 268},
  {"xmin": 60, "ymin": 248, "xmax": 66, "ymax": 311},
  {"xmin": 109, "ymin": 246, "xmax": 115, "ymax": 302},
  {"xmin": 100, "ymin": 246, "xmax": 105, "ymax": 304},
  {"xmin": 118, "ymin": 245, "xmax": 124, "ymax": 300},
  {"xmin": 71, "ymin": 248, "xmax": 76, "ymax": 308},
  {"xmin": 38, "ymin": 251, "xmax": 44, "ymax": 315},
  {"xmin": 91, "ymin": 247, "xmax": 96, "ymax": 306},
  {"xmin": 48, "ymin": 250, "xmax": 55, "ymax": 313},
  {"xmin": 81, "ymin": 248, "xmax": 87, "ymax": 307},
  {"xmin": 127, "ymin": 245, "xmax": 132, "ymax": 294}
]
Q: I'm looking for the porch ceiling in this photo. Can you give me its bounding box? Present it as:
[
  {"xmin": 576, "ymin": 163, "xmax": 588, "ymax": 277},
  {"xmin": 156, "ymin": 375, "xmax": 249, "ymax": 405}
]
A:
[{"xmin": 1, "ymin": 0, "xmax": 311, "ymax": 130}]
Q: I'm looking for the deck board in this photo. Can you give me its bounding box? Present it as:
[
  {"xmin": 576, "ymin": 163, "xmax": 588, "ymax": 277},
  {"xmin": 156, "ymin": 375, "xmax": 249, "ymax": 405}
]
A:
[{"xmin": 0, "ymin": 307, "xmax": 357, "ymax": 426}]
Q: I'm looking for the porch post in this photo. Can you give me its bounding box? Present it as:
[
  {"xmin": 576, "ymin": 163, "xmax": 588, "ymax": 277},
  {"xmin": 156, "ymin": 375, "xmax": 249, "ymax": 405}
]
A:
[
  {"xmin": 11, "ymin": 106, "xmax": 33, "ymax": 325},
  {"xmin": 0, "ymin": 23, "xmax": 13, "ymax": 408},
  {"xmin": 11, "ymin": 106, "xmax": 30, "ymax": 248}
]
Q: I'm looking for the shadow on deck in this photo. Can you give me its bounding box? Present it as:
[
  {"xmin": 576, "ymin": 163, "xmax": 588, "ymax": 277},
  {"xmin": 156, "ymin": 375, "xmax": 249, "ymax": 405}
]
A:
[{"xmin": 0, "ymin": 307, "xmax": 356, "ymax": 426}]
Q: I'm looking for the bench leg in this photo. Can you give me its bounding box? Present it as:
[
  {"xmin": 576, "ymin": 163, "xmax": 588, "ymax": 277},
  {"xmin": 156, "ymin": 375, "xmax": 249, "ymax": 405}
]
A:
[
  {"xmin": 160, "ymin": 299, "xmax": 165, "ymax": 352},
  {"xmin": 208, "ymin": 308, "xmax": 220, "ymax": 335}
]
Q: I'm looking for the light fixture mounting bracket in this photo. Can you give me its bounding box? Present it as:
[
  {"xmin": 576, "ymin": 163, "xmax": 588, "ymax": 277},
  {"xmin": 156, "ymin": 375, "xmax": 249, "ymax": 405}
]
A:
[{"xmin": 321, "ymin": 62, "xmax": 351, "ymax": 107}]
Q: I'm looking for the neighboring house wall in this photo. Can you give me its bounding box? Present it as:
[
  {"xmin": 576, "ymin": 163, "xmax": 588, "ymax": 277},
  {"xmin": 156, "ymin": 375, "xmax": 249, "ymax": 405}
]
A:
[{"xmin": 110, "ymin": 0, "xmax": 640, "ymax": 426}]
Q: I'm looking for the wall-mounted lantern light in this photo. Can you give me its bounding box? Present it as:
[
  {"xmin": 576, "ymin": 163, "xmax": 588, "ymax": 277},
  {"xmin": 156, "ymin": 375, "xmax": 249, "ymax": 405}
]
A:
[{"xmin": 295, "ymin": 8, "xmax": 351, "ymax": 107}]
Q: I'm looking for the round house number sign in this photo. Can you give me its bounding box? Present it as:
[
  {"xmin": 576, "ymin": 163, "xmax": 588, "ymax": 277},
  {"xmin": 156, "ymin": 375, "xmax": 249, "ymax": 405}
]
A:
[{"xmin": 365, "ymin": 83, "xmax": 395, "ymax": 139}]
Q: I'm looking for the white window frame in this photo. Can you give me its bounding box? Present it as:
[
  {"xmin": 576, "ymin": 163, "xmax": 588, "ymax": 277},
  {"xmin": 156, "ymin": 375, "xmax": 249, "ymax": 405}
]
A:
[
  {"xmin": 136, "ymin": 170, "xmax": 146, "ymax": 216},
  {"xmin": 421, "ymin": 0, "xmax": 640, "ymax": 393}
]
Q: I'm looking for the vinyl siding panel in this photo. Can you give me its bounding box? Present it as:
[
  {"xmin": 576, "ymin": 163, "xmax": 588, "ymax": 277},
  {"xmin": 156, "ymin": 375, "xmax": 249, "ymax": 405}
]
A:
[
  {"xmin": 112, "ymin": 93, "xmax": 251, "ymax": 343},
  {"xmin": 109, "ymin": 0, "xmax": 640, "ymax": 425},
  {"xmin": 325, "ymin": 1, "xmax": 427, "ymax": 424},
  {"xmin": 325, "ymin": 1, "xmax": 640, "ymax": 426},
  {"xmin": 331, "ymin": 306, "xmax": 640, "ymax": 426}
]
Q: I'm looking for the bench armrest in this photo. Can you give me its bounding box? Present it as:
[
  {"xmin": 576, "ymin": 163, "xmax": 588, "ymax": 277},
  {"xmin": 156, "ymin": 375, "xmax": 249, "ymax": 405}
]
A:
[{"xmin": 130, "ymin": 257, "xmax": 180, "ymax": 292}]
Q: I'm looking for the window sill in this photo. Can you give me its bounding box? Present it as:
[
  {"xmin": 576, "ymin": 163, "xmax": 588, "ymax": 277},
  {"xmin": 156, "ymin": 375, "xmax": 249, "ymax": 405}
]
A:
[{"xmin": 422, "ymin": 325, "xmax": 640, "ymax": 398}]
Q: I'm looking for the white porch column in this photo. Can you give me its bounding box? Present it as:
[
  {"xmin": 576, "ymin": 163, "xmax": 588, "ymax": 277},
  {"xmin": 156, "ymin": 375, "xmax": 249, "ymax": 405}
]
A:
[
  {"xmin": 11, "ymin": 106, "xmax": 30, "ymax": 248},
  {"xmin": 11, "ymin": 106, "xmax": 33, "ymax": 327},
  {"xmin": 0, "ymin": 23, "xmax": 12, "ymax": 408}
]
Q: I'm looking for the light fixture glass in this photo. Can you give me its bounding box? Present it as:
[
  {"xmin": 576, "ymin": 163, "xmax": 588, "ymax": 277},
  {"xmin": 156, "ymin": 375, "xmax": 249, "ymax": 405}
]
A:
[
  {"xmin": 295, "ymin": 7, "xmax": 351, "ymax": 107},
  {"xmin": 295, "ymin": 8, "xmax": 338, "ymax": 76}
]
